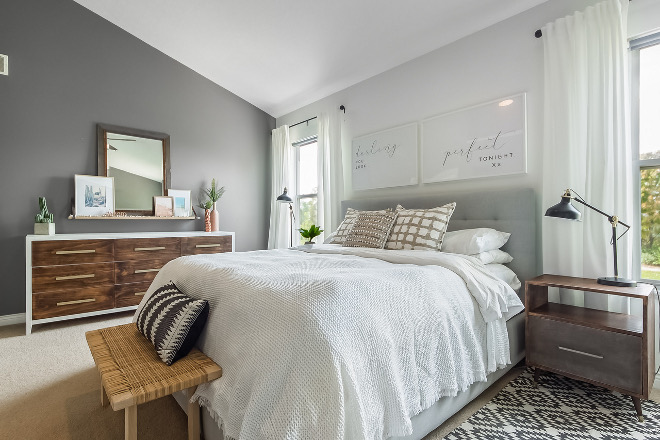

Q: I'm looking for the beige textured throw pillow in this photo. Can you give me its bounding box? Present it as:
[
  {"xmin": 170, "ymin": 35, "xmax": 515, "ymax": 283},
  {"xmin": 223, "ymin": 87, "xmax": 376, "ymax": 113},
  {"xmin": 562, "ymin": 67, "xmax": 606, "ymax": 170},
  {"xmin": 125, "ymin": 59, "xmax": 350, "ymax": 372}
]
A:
[
  {"xmin": 329, "ymin": 208, "xmax": 392, "ymax": 245},
  {"xmin": 342, "ymin": 211, "xmax": 398, "ymax": 249},
  {"xmin": 385, "ymin": 202, "xmax": 456, "ymax": 250}
]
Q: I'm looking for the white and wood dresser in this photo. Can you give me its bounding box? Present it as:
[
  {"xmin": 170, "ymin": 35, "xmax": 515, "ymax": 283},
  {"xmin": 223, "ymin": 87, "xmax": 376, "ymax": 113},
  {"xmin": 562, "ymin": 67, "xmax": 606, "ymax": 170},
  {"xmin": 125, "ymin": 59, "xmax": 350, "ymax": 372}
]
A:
[{"xmin": 26, "ymin": 231, "xmax": 234, "ymax": 335}]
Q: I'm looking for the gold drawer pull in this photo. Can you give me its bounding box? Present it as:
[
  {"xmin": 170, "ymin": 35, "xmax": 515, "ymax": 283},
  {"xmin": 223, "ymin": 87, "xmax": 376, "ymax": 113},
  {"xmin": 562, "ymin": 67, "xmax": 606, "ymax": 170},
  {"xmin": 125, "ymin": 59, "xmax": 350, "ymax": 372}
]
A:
[
  {"xmin": 558, "ymin": 346, "xmax": 603, "ymax": 359},
  {"xmin": 55, "ymin": 249, "xmax": 96, "ymax": 255},
  {"xmin": 57, "ymin": 298, "xmax": 96, "ymax": 306},
  {"xmin": 55, "ymin": 274, "xmax": 95, "ymax": 281},
  {"xmin": 135, "ymin": 292, "xmax": 147, "ymax": 296},
  {"xmin": 134, "ymin": 268, "xmax": 160, "ymax": 274},
  {"xmin": 134, "ymin": 247, "xmax": 166, "ymax": 251},
  {"xmin": 195, "ymin": 244, "xmax": 223, "ymax": 248}
]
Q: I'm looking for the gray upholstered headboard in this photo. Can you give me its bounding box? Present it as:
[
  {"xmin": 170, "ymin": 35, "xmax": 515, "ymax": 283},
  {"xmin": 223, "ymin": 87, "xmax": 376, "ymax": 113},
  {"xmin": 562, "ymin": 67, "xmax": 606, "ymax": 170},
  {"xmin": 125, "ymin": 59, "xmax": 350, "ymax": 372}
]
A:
[{"xmin": 341, "ymin": 187, "xmax": 538, "ymax": 285}]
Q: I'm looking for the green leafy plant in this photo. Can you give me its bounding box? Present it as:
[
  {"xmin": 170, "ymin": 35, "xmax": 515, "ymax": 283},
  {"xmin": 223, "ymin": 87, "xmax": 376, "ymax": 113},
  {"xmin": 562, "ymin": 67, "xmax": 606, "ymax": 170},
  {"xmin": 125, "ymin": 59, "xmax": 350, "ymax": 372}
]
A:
[
  {"xmin": 197, "ymin": 199, "xmax": 213, "ymax": 211},
  {"xmin": 34, "ymin": 197, "xmax": 54, "ymax": 223},
  {"xmin": 299, "ymin": 224, "xmax": 323, "ymax": 243},
  {"xmin": 197, "ymin": 179, "xmax": 225, "ymax": 210},
  {"xmin": 204, "ymin": 178, "xmax": 225, "ymax": 203}
]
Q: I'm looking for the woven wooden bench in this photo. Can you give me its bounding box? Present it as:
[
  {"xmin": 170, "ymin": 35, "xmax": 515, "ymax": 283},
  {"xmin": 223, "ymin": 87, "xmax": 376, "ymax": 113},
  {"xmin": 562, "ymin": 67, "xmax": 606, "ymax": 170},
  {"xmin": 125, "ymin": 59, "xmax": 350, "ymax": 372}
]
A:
[{"xmin": 86, "ymin": 323, "xmax": 222, "ymax": 440}]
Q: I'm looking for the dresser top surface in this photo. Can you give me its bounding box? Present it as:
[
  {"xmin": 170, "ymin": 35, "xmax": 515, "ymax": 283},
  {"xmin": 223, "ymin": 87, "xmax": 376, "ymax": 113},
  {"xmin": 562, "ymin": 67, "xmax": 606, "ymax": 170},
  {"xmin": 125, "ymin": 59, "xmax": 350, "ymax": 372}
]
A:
[{"xmin": 26, "ymin": 231, "xmax": 234, "ymax": 242}]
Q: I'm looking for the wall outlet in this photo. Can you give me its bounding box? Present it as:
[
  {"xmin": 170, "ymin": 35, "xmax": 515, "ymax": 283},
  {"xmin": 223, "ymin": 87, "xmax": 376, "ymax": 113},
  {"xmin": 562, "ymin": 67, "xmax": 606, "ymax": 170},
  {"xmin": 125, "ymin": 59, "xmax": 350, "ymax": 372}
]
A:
[{"xmin": 0, "ymin": 54, "xmax": 8, "ymax": 76}]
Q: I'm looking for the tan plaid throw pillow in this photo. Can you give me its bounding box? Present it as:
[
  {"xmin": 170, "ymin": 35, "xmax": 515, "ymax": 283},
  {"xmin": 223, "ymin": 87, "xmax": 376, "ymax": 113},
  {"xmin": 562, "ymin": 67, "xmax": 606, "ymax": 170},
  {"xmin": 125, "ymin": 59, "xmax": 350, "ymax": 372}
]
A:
[
  {"xmin": 385, "ymin": 202, "xmax": 456, "ymax": 250},
  {"xmin": 329, "ymin": 208, "xmax": 392, "ymax": 245},
  {"xmin": 342, "ymin": 211, "xmax": 398, "ymax": 249}
]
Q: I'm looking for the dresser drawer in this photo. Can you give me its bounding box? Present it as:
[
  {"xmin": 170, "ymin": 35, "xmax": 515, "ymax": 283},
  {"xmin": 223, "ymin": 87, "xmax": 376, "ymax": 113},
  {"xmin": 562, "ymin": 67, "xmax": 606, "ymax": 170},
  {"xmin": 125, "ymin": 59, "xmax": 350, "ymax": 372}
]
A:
[
  {"xmin": 528, "ymin": 316, "xmax": 642, "ymax": 394},
  {"xmin": 115, "ymin": 281, "xmax": 152, "ymax": 308},
  {"xmin": 32, "ymin": 263, "xmax": 114, "ymax": 293},
  {"xmin": 115, "ymin": 259, "xmax": 173, "ymax": 284},
  {"xmin": 181, "ymin": 235, "xmax": 232, "ymax": 255},
  {"xmin": 32, "ymin": 240, "xmax": 114, "ymax": 267},
  {"xmin": 32, "ymin": 285, "xmax": 115, "ymax": 320},
  {"xmin": 114, "ymin": 238, "xmax": 180, "ymax": 261}
]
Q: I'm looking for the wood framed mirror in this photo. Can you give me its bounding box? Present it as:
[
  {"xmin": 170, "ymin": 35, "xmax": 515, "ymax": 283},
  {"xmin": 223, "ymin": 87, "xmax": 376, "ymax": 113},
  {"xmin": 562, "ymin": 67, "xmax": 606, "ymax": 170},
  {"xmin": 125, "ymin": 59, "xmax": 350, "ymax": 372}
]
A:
[{"xmin": 97, "ymin": 123, "xmax": 171, "ymax": 215}]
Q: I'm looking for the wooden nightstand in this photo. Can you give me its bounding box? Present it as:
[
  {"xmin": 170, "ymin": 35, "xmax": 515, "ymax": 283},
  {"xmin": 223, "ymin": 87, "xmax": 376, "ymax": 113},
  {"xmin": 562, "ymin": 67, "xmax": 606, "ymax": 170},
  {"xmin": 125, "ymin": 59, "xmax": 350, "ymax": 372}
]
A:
[{"xmin": 525, "ymin": 274, "xmax": 656, "ymax": 421}]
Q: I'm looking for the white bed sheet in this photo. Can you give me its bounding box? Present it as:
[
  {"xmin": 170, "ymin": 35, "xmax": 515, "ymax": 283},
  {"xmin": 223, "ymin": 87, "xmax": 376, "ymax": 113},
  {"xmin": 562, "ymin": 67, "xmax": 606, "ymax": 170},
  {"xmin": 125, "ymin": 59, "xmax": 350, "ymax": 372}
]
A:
[{"xmin": 134, "ymin": 247, "xmax": 523, "ymax": 440}]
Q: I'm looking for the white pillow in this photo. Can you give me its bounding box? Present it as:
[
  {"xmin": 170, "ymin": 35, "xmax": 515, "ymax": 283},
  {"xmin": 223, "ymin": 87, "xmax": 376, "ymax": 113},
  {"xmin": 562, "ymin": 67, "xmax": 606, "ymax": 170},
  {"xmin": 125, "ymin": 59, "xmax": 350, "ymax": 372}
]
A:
[
  {"xmin": 470, "ymin": 249, "xmax": 513, "ymax": 265},
  {"xmin": 484, "ymin": 264, "xmax": 521, "ymax": 291},
  {"xmin": 441, "ymin": 228, "xmax": 510, "ymax": 255}
]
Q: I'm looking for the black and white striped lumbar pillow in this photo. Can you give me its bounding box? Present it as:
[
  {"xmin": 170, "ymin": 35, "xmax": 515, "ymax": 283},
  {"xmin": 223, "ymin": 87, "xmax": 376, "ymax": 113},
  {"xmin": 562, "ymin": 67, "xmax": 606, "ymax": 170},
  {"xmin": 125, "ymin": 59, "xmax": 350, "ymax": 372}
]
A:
[{"xmin": 136, "ymin": 282, "xmax": 209, "ymax": 365}]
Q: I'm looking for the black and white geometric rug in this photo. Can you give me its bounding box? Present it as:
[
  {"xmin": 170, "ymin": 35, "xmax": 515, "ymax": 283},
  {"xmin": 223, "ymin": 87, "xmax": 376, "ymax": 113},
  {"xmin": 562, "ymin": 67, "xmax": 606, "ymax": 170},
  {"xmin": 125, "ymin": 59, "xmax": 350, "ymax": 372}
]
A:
[{"xmin": 444, "ymin": 368, "xmax": 660, "ymax": 439}]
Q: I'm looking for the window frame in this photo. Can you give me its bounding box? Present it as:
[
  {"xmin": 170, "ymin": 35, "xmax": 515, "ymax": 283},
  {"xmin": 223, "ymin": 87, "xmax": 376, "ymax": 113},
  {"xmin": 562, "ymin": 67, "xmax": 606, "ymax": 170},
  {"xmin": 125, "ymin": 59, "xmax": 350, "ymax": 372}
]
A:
[
  {"xmin": 292, "ymin": 136, "xmax": 319, "ymax": 236},
  {"xmin": 631, "ymin": 32, "xmax": 660, "ymax": 284}
]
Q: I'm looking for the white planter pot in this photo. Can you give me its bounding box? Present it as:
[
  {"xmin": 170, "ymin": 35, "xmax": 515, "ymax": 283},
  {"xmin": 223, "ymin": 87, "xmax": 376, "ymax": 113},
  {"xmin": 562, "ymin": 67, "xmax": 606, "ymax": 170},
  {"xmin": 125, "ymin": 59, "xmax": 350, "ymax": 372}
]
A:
[{"xmin": 34, "ymin": 223, "xmax": 55, "ymax": 235}]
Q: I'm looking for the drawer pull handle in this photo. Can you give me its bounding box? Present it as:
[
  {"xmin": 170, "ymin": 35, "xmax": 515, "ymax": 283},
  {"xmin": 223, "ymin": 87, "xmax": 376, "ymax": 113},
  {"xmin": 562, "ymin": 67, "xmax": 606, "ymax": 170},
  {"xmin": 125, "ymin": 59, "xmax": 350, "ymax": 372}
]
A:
[
  {"xmin": 195, "ymin": 244, "xmax": 223, "ymax": 248},
  {"xmin": 558, "ymin": 346, "xmax": 603, "ymax": 359},
  {"xmin": 56, "ymin": 249, "xmax": 96, "ymax": 255},
  {"xmin": 55, "ymin": 274, "xmax": 95, "ymax": 281},
  {"xmin": 134, "ymin": 268, "xmax": 160, "ymax": 274},
  {"xmin": 134, "ymin": 247, "xmax": 166, "ymax": 251},
  {"xmin": 135, "ymin": 292, "xmax": 147, "ymax": 296},
  {"xmin": 57, "ymin": 298, "xmax": 96, "ymax": 306}
]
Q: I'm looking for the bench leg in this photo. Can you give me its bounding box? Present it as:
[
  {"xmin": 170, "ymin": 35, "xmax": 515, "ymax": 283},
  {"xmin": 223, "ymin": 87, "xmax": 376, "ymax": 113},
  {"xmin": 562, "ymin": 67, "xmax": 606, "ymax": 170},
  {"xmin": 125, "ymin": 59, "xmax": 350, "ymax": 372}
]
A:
[
  {"xmin": 187, "ymin": 386, "xmax": 200, "ymax": 440},
  {"xmin": 101, "ymin": 387, "xmax": 109, "ymax": 407},
  {"xmin": 125, "ymin": 405, "xmax": 137, "ymax": 440}
]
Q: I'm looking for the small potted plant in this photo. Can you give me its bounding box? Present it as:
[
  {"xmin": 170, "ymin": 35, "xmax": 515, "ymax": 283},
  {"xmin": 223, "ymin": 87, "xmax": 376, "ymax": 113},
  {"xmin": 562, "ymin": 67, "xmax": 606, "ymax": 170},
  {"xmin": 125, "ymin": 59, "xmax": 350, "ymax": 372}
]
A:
[
  {"xmin": 34, "ymin": 197, "xmax": 55, "ymax": 235},
  {"xmin": 198, "ymin": 179, "xmax": 225, "ymax": 232},
  {"xmin": 299, "ymin": 224, "xmax": 323, "ymax": 245}
]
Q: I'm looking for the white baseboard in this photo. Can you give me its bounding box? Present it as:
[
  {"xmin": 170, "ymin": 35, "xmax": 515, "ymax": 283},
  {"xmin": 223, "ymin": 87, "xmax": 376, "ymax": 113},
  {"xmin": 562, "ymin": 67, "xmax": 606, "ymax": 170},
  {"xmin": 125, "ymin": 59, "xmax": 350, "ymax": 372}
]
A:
[{"xmin": 0, "ymin": 313, "xmax": 26, "ymax": 327}]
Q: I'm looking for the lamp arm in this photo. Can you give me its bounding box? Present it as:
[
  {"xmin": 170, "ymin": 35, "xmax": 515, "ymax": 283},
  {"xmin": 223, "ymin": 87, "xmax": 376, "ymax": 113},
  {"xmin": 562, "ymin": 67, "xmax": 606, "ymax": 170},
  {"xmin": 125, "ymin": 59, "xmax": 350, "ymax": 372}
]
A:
[{"xmin": 569, "ymin": 191, "xmax": 631, "ymax": 229}]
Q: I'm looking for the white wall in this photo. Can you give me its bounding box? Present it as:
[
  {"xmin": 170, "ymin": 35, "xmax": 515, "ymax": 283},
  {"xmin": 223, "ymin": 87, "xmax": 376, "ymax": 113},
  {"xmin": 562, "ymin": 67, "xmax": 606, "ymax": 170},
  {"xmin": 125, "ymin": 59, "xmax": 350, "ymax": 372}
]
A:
[{"xmin": 277, "ymin": 0, "xmax": 660, "ymax": 205}]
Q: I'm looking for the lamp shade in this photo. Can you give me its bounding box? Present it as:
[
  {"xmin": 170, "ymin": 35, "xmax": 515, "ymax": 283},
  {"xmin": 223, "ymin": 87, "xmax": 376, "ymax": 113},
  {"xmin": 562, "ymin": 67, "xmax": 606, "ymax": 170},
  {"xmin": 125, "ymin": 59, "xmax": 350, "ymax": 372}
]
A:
[
  {"xmin": 276, "ymin": 187, "xmax": 292, "ymax": 203},
  {"xmin": 545, "ymin": 195, "xmax": 582, "ymax": 221}
]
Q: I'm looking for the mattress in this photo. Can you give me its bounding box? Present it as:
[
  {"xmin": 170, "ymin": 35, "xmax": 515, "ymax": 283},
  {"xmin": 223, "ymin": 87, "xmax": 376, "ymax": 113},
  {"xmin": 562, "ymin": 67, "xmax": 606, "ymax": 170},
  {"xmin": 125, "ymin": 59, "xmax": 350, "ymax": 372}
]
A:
[{"xmin": 143, "ymin": 247, "xmax": 524, "ymax": 439}]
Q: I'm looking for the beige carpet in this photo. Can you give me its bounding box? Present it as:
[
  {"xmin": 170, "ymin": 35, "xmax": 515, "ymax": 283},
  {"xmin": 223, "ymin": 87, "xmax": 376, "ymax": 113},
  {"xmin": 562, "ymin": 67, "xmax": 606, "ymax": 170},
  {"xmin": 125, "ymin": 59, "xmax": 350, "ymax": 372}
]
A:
[{"xmin": 1, "ymin": 314, "xmax": 653, "ymax": 440}]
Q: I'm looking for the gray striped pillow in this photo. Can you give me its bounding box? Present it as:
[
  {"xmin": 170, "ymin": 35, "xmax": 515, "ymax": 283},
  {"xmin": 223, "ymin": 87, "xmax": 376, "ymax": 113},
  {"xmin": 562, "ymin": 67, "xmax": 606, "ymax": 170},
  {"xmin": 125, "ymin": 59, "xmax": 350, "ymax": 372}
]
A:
[
  {"xmin": 136, "ymin": 282, "xmax": 209, "ymax": 365},
  {"xmin": 342, "ymin": 211, "xmax": 398, "ymax": 249},
  {"xmin": 329, "ymin": 208, "xmax": 392, "ymax": 245}
]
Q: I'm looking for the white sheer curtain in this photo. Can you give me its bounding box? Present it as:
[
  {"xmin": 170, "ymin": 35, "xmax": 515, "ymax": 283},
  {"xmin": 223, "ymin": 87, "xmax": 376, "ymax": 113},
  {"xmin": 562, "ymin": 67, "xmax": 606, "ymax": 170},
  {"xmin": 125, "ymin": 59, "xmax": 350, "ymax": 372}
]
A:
[
  {"xmin": 268, "ymin": 125, "xmax": 295, "ymax": 249},
  {"xmin": 316, "ymin": 110, "xmax": 345, "ymax": 241},
  {"xmin": 541, "ymin": 0, "xmax": 632, "ymax": 312}
]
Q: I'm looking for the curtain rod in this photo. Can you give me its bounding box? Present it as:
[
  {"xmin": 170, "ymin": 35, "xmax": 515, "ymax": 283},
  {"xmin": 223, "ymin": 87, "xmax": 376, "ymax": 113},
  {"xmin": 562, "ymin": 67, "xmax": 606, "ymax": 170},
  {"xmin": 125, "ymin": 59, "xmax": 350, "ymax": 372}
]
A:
[
  {"xmin": 534, "ymin": 0, "xmax": 631, "ymax": 38},
  {"xmin": 289, "ymin": 116, "xmax": 317, "ymax": 128}
]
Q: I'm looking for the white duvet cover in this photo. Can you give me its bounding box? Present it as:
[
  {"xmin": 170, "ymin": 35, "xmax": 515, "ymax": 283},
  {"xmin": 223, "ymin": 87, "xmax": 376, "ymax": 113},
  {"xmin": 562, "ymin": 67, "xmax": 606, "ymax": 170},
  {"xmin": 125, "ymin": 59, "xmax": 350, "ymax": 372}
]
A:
[{"xmin": 133, "ymin": 245, "xmax": 523, "ymax": 440}]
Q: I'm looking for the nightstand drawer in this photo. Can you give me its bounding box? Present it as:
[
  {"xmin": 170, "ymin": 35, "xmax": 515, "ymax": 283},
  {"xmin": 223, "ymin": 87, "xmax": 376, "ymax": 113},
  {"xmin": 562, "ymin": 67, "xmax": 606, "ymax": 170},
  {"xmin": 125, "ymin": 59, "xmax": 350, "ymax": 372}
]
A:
[
  {"xmin": 115, "ymin": 281, "xmax": 152, "ymax": 308},
  {"xmin": 32, "ymin": 240, "xmax": 114, "ymax": 266},
  {"xmin": 32, "ymin": 263, "xmax": 114, "ymax": 293},
  {"xmin": 528, "ymin": 316, "xmax": 642, "ymax": 394},
  {"xmin": 32, "ymin": 285, "xmax": 115, "ymax": 320},
  {"xmin": 114, "ymin": 238, "xmax": 180, "ymax": 261},
  {"xmin": 181, "ymin": 235, "xmax": 232, "ymax": 255},
  {"xmin": 115, "ymin": 259, "xmax": 173, "ymax": 284}
]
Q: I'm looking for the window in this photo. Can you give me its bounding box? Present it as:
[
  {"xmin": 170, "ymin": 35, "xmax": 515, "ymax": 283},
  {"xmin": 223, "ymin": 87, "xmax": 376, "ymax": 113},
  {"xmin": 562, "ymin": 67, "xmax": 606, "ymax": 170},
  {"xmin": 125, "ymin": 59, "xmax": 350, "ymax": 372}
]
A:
[
  {"xmin": 633, "ymin": 34, "xmax": 660, "ymax": 281},
  {"xmin": 295, "ymin": 138, "xmax": 318, "ymax": 243}
]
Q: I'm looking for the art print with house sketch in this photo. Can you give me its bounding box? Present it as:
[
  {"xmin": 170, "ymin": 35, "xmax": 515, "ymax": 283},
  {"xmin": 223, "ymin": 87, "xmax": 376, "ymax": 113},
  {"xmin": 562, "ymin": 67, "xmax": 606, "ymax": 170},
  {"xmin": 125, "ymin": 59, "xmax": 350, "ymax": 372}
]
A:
[{"xmin": 74, "ymin": 174, "xmax": 115, "ymax": 217}]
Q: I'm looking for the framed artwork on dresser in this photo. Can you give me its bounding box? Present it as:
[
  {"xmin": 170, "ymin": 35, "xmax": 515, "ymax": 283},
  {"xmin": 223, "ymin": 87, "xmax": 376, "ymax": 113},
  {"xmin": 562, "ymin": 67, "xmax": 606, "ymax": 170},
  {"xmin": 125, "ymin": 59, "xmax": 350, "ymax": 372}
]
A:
[
  {"xmin": 167, "ymin": 189, "xmax": 192, "ymax": 217},
  {"xmin": 74, "ymin": 174, "xmax": 115, "ymax": 217}
]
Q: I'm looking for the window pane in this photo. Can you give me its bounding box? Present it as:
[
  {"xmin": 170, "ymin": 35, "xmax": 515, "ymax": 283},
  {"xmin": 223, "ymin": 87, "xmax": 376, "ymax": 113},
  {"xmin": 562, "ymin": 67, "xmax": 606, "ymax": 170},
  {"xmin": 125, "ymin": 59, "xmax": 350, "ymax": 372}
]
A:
[
  {"xmin": 298, "ymin": 142, "xmax": 318, "ymax": 195},
  {"xmin": 641, "ymin": 167, "xmax": 660, "ymax": 280},
  {"xmin": 298, "ymin": 197, "xmax": 318, "ymax": 244},
  {"xmin": 640, "ymin": 44, "xmax": 660, "ymax": 159}
]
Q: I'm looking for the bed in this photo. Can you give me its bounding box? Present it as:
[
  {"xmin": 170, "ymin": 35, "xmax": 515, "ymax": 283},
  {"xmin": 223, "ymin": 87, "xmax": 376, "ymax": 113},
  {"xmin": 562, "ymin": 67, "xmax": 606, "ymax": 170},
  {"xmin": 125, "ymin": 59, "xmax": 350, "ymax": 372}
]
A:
[{"xmin": 143, "ymin": 187, "xmax": 537, "ymax": 440}]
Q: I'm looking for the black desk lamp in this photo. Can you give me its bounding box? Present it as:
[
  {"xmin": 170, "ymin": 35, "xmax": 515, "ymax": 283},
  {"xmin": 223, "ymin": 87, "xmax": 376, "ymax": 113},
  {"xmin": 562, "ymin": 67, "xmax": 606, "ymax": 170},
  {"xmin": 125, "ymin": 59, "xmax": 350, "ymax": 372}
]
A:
[
  {"xmin": 276, "ymin": 187, "xmax": 295, "ymax": 247},
  {"xmin": 545, "ymin": 189, "xmax": 636, "ymax": 287}
]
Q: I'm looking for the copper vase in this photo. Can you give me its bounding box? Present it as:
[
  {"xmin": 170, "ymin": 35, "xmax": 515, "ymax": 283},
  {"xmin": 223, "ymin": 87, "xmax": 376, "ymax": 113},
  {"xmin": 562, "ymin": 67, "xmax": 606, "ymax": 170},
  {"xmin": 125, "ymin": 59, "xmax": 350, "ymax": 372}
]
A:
[
  {"xmin": 204, "ymin": 209, "xmax": 212, "ymax": 232},
  {"xmin": 210, "ymin": 202, "xmax": 220, "ymax": 232}
]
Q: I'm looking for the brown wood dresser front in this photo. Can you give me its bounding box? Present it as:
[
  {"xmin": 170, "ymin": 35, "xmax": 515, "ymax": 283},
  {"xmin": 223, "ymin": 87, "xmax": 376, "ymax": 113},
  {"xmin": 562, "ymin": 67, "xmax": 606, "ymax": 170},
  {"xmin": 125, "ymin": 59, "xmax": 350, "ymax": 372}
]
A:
[{"xmin": 26, "ymin": 232, "xmax": 234, "ymax": 335}]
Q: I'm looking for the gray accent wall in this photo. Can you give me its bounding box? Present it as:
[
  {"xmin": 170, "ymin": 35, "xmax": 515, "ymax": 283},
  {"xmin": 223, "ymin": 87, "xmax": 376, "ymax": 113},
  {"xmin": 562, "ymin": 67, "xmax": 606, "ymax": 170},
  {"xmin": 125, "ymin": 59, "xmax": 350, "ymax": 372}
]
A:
[{"xmin": 0, "ymin": 0, "xmax": 275, "ymax": 317}]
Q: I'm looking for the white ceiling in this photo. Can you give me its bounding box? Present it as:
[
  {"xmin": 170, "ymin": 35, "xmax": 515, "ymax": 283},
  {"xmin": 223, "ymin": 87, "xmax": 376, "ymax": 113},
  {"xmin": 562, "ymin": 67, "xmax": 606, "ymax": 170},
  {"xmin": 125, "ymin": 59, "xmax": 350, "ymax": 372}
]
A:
[{"xmin": 73, "ymin": 0, "xmax": 549, "ymax": 118}]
